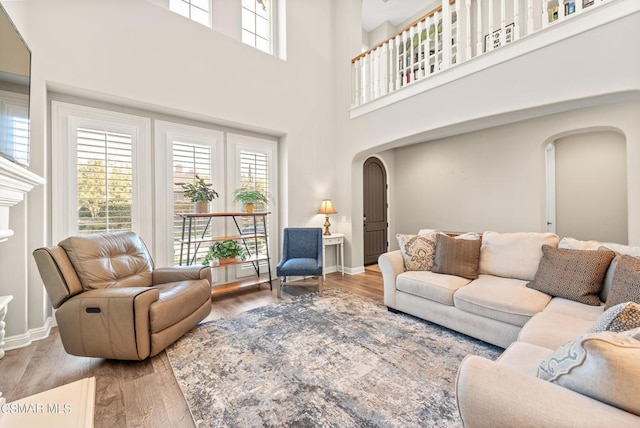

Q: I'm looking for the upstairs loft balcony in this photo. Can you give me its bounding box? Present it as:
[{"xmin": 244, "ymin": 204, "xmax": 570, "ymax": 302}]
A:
[{"xmin": 351, "ymin": 0, "xmax": 635, "ymax": 118}]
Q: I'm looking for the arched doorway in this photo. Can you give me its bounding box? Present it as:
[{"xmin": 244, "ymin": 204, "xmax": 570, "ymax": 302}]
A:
[
  {"xmin": 546, "ymin": 130, "xmax": 627, "ymax": 243},
  {"xmin": 363, "ymin": 157, "xmax": 388, "ymax": 265}
]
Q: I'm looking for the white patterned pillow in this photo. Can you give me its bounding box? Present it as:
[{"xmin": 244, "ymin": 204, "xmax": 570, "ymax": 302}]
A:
[
  {"xmin": 559, "ymin": 237, "xmax": 602, "ymax": 250},
  {"xmin": 589, "ymin": 302, "xmax": 640, "ymax": 333},
  {"xmin": 396, "ymin": 232, "xmax": 437, "ymax": 271},
  {"xmin": 537, "ymin": 328, "xmax": 640, "ymax": 416}
]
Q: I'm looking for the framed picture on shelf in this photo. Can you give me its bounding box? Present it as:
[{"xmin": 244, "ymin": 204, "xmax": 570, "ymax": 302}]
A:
[{"xmin": 484, "ymin": 23, "xmax": 515, "ymax": 53}]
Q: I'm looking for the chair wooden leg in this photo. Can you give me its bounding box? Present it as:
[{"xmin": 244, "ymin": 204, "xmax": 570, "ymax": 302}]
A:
[
  {"xmin": 277, "ymin": 277, "xmax": 283, "ymax": 298},
  {"xmin": 318, "ymin": 275, "xmax": 323, "ymax": 297}
]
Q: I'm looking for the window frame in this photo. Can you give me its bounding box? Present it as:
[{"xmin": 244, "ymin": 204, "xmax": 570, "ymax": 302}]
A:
[
  {"xmin": 169, "ymin": 0, "xmax": 212, "ymax": 27},
  {"xmin": 241, "ymin": 0, "xmax": 275, "ymax": 54}
]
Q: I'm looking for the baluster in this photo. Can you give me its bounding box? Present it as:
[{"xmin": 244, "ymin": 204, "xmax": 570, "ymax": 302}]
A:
[
  {"xmin": 381, "ymin": 43, "xmax": 389, "ymax": 96},
  {"xmin": 513, "ymin": 0, "xmax": 520, "ymax": 40},
  {"xmin": 352, "ymin": 59, "xmax": 360, "ymax": 106},
  {"xmin": 435, "ymin": 10, "xmax": 441, "ymax": 71},
  {"xmin": 575, "ymin": 0, "xmax": 583, "ymax": 13},
  {"xmin": 402, "ymin": 28, "xmax": 409, "ymax": 84},
  {"xmin": 527, "ymin": 0, "xmax": 534, "ymax": 34},
  {"xmin": 442, "ymin": 0, "xmax": 451, "ymax": 69},
  {"xmin": 542, "ymin": 0, "xmax": 549, "ymax": 28},
  {"xmin": 368, "ymin": 51, "xmax": 374, "ymax": 100},
  {"xmin": 388, "ymin": 39, "xmax": 395, "ymax": 92},
  {"xmin": 426, "ymin": 14, "xmax": 434, "ymax": 75},
  {"xmin": 417, "ymin": 20, "xmax": 425, "ymax": 79},
  {"xmin": 453, "ymin": 0, "xmax": 460, "ymax": 64},
  {"xmin": 499, "ymin": 0, "xmax": 506, "ymax": 47},
  {"xmin": 409, "ymin": 24, "xmax": 416, "ymax": 83},
  {"xmin": 558, "ymin": 0, "xmax": 566, "ymax": 21},
  {"xmin": 362, "ymin": 54, "xmax": 369, "ymax": 103},
  {"xmin": 466, "ymin": 0, "xmax": 472, "ymax": 60},
  {"xmin": 395, "ymin": 34, "xmax": 401, "ymax": 89},
  {"xmin": 476, "ymin": 0, "xmax": 484, "ymax": 55},
  {"xmin": 372, "ymin": 48, "xmax": 379, "ymax": 100},
  {"xmin": 487, "ymin": 0, "xmax": 494, "ymax": 51}
]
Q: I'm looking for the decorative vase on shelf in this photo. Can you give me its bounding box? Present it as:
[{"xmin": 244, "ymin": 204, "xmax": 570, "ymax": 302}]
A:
[
  {"xmin": 195, "ymin": 202, "xmax": 209, "ymax": 213},
  {"xmin": 245, "ymin": 202, "xmax": 254, "ymax": 214},
  {"xmin": 218, "ymin": 257, "xmax": 237, "ymax": 264}
]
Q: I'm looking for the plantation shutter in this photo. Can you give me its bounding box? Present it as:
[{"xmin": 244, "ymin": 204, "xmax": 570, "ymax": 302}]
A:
[
  {"xmin": 172, "ymin": 142, "xmax": 213, "ymax": 264},
  {"xmin": 238, "ymin": 150, "xmax": 270, "ymax": 257},
  {"xmin": 76, "ymin": 127, "xmax": 133, "ymax": 234}
]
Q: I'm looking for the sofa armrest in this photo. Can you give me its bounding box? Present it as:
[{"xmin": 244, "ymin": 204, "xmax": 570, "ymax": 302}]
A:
[
  {"xmin": 55, "ymin": 287, "xmax": 160, "ymax": 360},
  {"xmin": 456, "ymin": 355, "xmax": 640, "ymax": 428},
  {"xmin": 378, "ymin": 250, "xmax": 405, "ymax": 308},
  {"xmin": 152, "ymin": 265, "xmax": 212, "ymax": 285}
]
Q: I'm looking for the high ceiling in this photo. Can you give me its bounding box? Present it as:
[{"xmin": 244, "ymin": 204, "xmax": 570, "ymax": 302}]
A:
[{"xmin": 361, "ymin": 0, "xmax": 438, "ymax": 32}]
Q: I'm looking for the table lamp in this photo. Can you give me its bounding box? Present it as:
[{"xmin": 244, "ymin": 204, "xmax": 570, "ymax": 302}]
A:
[{"xmin": 318, "ymin": 199, "xmax": 337, "ymax": 236}]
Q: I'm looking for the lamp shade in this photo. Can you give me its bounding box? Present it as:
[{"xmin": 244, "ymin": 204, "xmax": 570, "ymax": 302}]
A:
[{"xmin": 318, "ymin": 199, "xmax": 337, "ymax": 215}]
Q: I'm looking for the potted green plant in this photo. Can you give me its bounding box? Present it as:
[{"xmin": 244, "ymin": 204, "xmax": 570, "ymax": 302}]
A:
[
  {"xmin": 182, "ymin": 175, "xmax": 219, "ymax": 213},
  {"xmin": 232, "ymin": 187, "xmax": 269, "ymax": 213},
  {"xmin": 203, "ymin": 240, "xmax": 247, "ymax": 265}
]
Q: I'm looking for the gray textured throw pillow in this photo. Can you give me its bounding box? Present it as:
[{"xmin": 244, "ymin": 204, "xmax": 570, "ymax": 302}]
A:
[
  {"xmin": 431, "ymin": 234, "xmax": 481, "ymax": 279},
  {"xmin": 526, "ymin": 245, "xmax": 615, "ymax": 306},
  {"xmin": 605, "ymin": 255, "xmax": 640, "ymax": 310},
  {"xmin": 589, "ymin": 302, "xmax": 640, "ymax": 333}
]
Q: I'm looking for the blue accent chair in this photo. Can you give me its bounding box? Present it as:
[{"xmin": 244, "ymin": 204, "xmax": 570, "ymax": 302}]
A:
[{"xmin": 276, "ymin": 227, "xmax": 323, "ymax": 298}]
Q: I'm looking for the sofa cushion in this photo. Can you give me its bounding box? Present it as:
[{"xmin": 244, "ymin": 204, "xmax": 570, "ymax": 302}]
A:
[
  {"xmin": 396, "ymin": 271, "xmax": 471, "ymax": 306},
  {"xmin": 59, "ymin": 231, "xmax": 154, "ymax": 290},
  {"xmin": 542, "ymin": 297, "xmax": 604, "ymax": 321},
  {"xmin": 396, "ymin": 232, "xmax": 438, "ymax": 271},
  {"xmin": 479, "ymin": 231, "xmax": 559, "ymax": 281},
  {"xmin": 431, "ymin": 234, "xmax": 481, "ymax": 280},
  {"xmin": 589, "ymin": 302, "xmax": 640, "ymax": 333},
  {"xmin": 537, "ymin": 327, "xmax": 640, "ymax": 416},
  {"xmin": 604, "ymin": 254, "xmax": 640, "ymax": 310},
  {"xmin": 518, "ymin": 312, "xmax": 598, "ymax": 350},
  {"xmin": 453, "ymin": 275, "xmax": 552, "ymax": 327},
  {"xmin": 497, "ymin": 342, "xmax": 554, "ymax": 377},
  {"xmin": 600, "ymin": 242, "xmax": 640, "ymax": 257},
  {"xmin": 526, "ymin": 245, "xmax": 615, "ymax": 306}
]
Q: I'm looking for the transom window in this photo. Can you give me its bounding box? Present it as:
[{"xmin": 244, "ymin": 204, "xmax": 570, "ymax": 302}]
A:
[
  {"xmin": 170, "ymin": 0, "xmax": 211, "ymax": 27},
  {"xmin": 241, "ymin": 0, "xmax": 271, "ymax": 53}
]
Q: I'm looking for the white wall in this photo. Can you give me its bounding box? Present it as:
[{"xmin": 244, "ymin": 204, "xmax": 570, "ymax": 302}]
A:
[{"xmin": 0, "ymin": 0, "xmax": 338, "ymax": 343}]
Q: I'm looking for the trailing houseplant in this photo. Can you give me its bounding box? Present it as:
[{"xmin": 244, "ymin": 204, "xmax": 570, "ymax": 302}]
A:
[
  {"xmin": 203, "ymin": 240, "xmax": 247, "ymax": 265},
  {"xmin": 182, "ymin": 175, "xmax": 219, "ymax": 213},
  {"xmin": 232, "ymin": 187, "xmax": 270, "ymax": 213}
]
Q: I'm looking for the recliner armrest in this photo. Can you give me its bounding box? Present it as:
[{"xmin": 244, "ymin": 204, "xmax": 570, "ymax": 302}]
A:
[
  {"xmin": 56, "ymin": 287, "xmax": 159, "ymax": 360},
  {"xmin": 456, "ymin": 355, "xmax": 639, "ymax": 427},
  {"xmin": 152, "ymin": 265, "xmax": 212, "ymax": 285}
]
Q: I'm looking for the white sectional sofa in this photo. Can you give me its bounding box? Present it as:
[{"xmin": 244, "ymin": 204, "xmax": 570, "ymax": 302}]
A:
[{"xmin": 379, "ymin": 231, "xmax": 640, "ymax": 427}]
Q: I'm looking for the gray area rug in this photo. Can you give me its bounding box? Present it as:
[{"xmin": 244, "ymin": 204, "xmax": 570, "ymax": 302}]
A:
[{"xmin": 166, "ymin": 289, "xmax": 501, "ymax": 427}]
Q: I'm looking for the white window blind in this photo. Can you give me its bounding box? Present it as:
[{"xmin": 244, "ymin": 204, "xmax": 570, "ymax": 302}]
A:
[
  {"xmin": 76, "ymin": 127, "xmax": 133, "ymax": 234},
  {"xmin": 170, "ymin": 0, "xmax": 211, "ymax": 27},
  {"xmin": 0, "ymin": 92, "xmax": 29, "ymax": 165},
  {"xmin": 241, "ymin": 0, "xmax": 271, "ymax": 53},
  {"xmin": 172, "ymin": 142, "xmax": 213, "ymax": 264}
]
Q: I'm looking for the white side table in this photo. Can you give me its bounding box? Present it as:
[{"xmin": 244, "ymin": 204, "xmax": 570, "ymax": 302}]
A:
[
  {"xmin": 0, "ymin": 295, "xmax": 13, "ymax": 359},
  {"xmin": 322, "ymin": 233, "xmax": 344, "ymax": 280}
]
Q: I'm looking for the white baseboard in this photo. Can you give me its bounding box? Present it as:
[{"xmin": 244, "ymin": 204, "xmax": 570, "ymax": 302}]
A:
[{"xmin": 4, "ymin": 317, "xmax": 53, "ymax": 351}]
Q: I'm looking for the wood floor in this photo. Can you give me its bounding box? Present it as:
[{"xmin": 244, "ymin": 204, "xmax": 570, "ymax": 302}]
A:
[{"xmin": 0, "ymin": 271, "xmax": 383, "ymax": 428}]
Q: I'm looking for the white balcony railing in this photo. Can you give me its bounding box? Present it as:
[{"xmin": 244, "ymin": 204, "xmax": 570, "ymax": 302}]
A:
[{"xmin": 352, "ymin": 0, "xmax": 613, "ymax": 108}]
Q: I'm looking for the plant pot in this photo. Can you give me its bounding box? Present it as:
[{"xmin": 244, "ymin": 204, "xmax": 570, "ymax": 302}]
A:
[
  {"xmin": 245, "ymin": 202, "xmax": 254, "ymax": 214},
  {"xmin": 195, "ymin": 202, "xmax": 209, "ymax": 213},
  {"xmin": 218, "ymin": 257, "xmax": 238, "ymax": 264}
]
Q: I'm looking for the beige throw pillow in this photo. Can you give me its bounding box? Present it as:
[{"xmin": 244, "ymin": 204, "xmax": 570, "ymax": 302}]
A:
[
  {"xmin": 431, "ymin": 234, "xmax": 481, "ymax": 280},
  {"xmin": 396, "ymin": 232, "xmax": 438, "ymax": 271},
  {"xmin": 605, "ymin": 255, "xmax": 640, "ymax": 310},
  {"xmin": 537, "ymin": 328, "xmax": 640, "ymax": 416},
  {"xmin": 526, "ymin": 245, "xmax": 615, "ymax": 306},
  {"xmin": 479, "ymin": 231, "xmax": 560, "ymax": 281}
]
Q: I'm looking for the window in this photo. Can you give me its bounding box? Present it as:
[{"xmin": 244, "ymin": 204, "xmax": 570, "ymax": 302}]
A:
[
  {"xmin": 170, "ymin": 0, "xmax": 211, "ymax": 27},
  {"xmin": 76, "ymin": 128, "xmax": 133, "ymax": 234},
  {"xmin": 172, "ymin": 142, "xmax": 213, "ymax": 264},
  {"xmin": 241, "ymin": 0, "xmax": 271, "ymax": 53},
  {"xmin": 0, "ymin": 90, "xmax": 29, "ymax": 165},
  {"xmin": 52, "ymin": 102, "xmax": 152, "ymax": 245}
]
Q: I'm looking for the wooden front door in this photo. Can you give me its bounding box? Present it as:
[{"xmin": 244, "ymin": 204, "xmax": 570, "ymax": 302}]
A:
[{"xmin": 363, "ymin": 157, "xmax": 388, "ymax": 265}]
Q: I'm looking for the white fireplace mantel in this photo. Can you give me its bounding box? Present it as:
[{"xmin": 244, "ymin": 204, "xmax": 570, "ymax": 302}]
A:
[{"xmin": 0, "ymin": 156, "xmax": 45, "ymax": 242}]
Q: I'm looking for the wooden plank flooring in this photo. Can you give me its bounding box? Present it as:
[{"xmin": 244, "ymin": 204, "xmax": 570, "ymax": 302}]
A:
[{"xmin": 0, "ymin": 271, "xmax": 383, "ymax": 428}]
